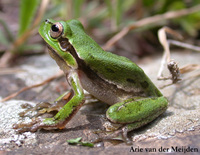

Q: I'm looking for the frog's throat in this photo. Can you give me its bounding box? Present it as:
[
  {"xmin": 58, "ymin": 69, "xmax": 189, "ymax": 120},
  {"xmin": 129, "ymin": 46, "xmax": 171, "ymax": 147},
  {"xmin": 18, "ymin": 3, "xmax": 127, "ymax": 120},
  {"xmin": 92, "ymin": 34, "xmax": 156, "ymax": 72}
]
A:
[
  {"xmin": 57, "ymin": 37, "xmax": 89, "ymax": 72},
  {"xmin": 47, "ymin": 44, "xmax": 71, "ymax": 73},
  {"xmin": 47, "ymin": 37, "xmax": 85, "ymax": 73}
]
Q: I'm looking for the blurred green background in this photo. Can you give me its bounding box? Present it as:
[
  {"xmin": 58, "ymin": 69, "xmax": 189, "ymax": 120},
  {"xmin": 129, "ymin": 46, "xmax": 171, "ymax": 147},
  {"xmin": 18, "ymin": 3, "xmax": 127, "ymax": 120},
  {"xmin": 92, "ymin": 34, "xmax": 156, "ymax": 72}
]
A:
[{"xmin": 0, "ymin": 0, "xmax": 200, "ymax": 66}]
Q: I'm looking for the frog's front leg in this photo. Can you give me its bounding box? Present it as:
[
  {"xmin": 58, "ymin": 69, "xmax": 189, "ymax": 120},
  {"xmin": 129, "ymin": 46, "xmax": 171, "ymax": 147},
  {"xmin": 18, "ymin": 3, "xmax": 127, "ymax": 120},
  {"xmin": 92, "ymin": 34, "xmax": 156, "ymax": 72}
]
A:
[
  {"xmin": 14, "ymin": 72, "xmax": 84, "ymax": 132},
  {"xmin": 102, "ymin": 96, "xmax": 168, "ymax": 144}
]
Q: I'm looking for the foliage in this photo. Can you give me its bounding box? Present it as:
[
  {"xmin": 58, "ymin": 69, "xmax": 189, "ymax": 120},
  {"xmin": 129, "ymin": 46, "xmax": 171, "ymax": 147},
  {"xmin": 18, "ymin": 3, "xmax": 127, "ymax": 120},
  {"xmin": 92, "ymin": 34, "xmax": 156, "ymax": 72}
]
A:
[
  {"xmin": 0, "ymin": 0, "xmax": 40, "ymax": 54},
  {"xmin": 67, "ymin": 137, "xmax": 94, "ymax": 147},
  {"xmin": 0, "ymin": 0, "xmax": 200, "ymax": 57},
  {"xmin": 18, "ymin": 0, "xmax": 39, "ymax": 36}
]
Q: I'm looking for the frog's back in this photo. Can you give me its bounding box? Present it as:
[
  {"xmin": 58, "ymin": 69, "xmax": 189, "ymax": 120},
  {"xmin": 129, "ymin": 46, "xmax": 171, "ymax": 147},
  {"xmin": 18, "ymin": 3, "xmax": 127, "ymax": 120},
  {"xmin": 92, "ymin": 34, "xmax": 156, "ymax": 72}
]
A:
[{"xmin": 67, "ymin": 20, "xmax": 162, "ymax": 97}]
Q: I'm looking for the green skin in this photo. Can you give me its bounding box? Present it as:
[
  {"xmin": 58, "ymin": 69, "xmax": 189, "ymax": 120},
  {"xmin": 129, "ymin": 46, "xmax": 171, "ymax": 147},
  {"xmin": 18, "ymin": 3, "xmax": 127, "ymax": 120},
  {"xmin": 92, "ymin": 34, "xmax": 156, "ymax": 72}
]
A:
[{"xmin": 15, "ymin": 19, "xmax": 168, "ymax": 142}]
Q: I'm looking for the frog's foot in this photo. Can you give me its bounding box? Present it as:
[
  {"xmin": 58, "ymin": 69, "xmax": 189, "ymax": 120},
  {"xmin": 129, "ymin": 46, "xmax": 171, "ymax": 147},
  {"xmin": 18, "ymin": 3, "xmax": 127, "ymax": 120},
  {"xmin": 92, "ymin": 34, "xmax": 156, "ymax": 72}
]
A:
[
  {"xmin": 19, "ymin": 101, "xmax": 64, "ymax": 118},
  {"xmin": 19, "ymin": 91, "xmax": 72, "ymax": 118},
  {"xmin": 19, "ymin": 102, "xmax": 52, "ymax": 117},
  {"xmin": 13, "ymin": 117, "xmax": 67, "ymax": 133},
  {"xmin": 92, "ymin": 127, "xmax": 132, "ymax": 145}
]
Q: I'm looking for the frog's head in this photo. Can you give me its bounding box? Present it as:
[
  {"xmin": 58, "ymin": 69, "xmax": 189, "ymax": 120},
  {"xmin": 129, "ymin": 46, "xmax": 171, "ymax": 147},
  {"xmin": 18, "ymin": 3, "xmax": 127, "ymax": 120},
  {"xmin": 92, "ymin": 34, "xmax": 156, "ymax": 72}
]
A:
[{"xmin": 39, "ymin": 19, "xmax": 83, "ymax": 73}]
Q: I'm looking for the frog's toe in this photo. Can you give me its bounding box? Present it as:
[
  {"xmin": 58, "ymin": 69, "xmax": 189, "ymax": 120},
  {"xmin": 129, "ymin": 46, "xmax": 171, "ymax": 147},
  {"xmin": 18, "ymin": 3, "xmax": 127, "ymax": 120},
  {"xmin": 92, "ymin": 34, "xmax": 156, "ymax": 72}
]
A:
[
  {"xmin": 13, "ymin": 118, "xmax": 43, "ymax": 132},
  {"xmin": 19, "ymin": 102, "xmax": 52, "ymax": 117},
  {"xmin": 45, "ymin": 100, "xmax": 66, "ymax": 113},
  {"xmin": 92, "ymin": 127, "xmax": 133, "ymax": 145},
  {"xmin": 19, "ymin": 100, "xmax": 66, "ymax": 118},
  {"xmin": 13, "ymin": 117, "xmax": 67, "ymax": 133}
]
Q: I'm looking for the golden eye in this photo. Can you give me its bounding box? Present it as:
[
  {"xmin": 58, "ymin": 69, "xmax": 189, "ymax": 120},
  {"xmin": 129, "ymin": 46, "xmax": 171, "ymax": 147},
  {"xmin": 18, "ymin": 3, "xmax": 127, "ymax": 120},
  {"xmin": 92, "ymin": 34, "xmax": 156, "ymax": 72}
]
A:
[{"xmin": 50, "ymin": 22, "xmax": 63, "ymax": 39}]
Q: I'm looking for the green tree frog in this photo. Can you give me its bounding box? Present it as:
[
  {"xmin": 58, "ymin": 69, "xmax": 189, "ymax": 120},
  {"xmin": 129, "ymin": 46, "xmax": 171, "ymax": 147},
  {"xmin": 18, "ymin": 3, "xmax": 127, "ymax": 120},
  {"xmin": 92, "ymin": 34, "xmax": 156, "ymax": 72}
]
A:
[{"xmin": 14, "ymin": 19, "xmax": 168, "ymax": 143}]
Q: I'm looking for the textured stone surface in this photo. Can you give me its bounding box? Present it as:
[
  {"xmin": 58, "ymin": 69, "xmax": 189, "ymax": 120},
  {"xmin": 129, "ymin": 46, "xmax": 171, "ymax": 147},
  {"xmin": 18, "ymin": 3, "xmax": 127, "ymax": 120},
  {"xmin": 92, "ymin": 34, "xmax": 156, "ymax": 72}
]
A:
[{"xmin": 0, "ymin": 51, "xmax": 199, "ymax": 154}]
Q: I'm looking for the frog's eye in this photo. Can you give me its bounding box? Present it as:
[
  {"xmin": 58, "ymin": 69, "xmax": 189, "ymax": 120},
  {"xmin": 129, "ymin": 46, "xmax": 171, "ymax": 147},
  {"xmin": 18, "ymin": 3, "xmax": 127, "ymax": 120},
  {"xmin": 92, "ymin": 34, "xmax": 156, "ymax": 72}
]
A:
[{"xmin": 50, "ymin": 22, "xmax": 63, "ymax": 39}]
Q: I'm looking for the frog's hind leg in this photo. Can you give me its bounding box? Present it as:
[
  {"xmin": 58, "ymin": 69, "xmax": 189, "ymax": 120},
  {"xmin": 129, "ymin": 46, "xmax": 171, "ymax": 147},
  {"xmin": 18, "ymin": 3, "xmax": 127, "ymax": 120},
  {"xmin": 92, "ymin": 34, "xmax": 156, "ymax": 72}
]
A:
[
  {"xmin": 106, "ymin": 96, "xmax": 168, "ymax": 125},
  {"xmin": 41, "ymin": 90, "xmax": 73, "ymax": 114},
  {"xmin": 102, "ymin": 96, "xmax": 168, "ymax": 144}
]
